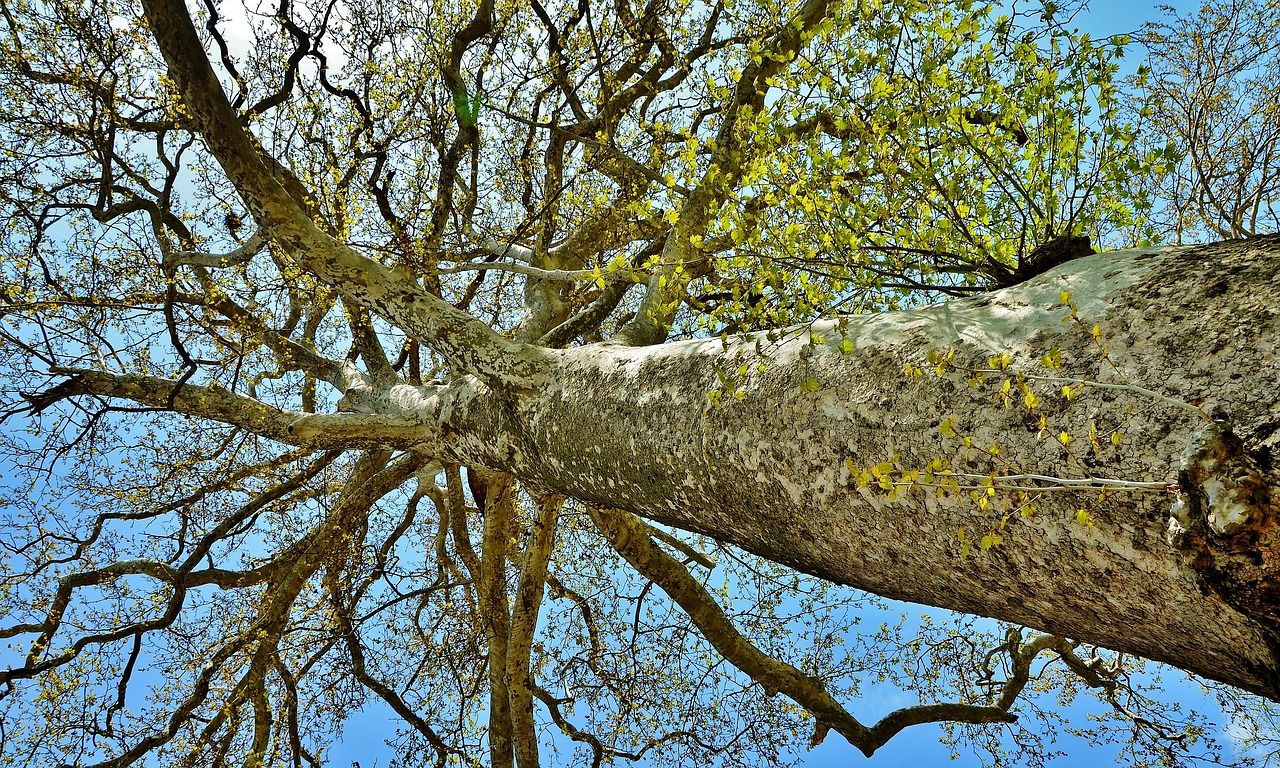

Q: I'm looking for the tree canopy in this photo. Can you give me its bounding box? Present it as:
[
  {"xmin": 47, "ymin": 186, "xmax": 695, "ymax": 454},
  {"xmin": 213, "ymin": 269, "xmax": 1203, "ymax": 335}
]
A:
[
  {"xmin": 1131, "ymin": 0, "xmax": 1280, "ymax": 241},
  {"xmin": 1, "ymin": 0, "xmax": 1279, "ymax": 765}
]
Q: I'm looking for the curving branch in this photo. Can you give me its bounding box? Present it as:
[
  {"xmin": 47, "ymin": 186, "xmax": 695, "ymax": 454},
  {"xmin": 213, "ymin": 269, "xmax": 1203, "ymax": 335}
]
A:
[
  {"xmin": 588, "ymin": 505, "xmax": 1024, "ymax": 757},
  {"xmin": 161, "ymin": 228, "xmax": 270, "ymax": 269},
  {"xmin": 614, "ymin": 0, "xmax": 840, "ymax": 345}
]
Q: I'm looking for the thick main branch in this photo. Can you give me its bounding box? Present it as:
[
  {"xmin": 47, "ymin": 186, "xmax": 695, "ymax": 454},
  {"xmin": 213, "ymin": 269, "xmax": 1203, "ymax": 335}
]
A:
[{"xmin": 140, "ymin": 0, "xmax": 548, "ymax": 390}]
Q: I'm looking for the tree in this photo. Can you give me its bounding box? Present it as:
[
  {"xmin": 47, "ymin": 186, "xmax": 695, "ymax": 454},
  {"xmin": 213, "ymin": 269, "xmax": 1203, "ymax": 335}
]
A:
[
  {"xmin": 0, "ymin": 0, "xmax": 1275, "ymax": 765},
  {"xmin": 1133, "ymin": 0, "xmax": 1280, "ymax": 241}
]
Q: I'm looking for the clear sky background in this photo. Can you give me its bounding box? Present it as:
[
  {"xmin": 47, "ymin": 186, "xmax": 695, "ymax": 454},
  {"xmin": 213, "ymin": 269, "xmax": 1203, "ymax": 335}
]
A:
[{"xmin": 319, "ymin": 2, "xmax": 1238, "ymax": 768}]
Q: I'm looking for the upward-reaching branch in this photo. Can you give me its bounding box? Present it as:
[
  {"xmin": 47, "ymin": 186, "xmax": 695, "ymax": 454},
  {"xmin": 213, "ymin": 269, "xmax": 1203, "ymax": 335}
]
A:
[
  {"xmin": 140, "ymin": 0, "xmax": 549, "ymax": 390},
  {"xmin": 615, "ymin": 0, "xmax": 839, "ymax": 345}
]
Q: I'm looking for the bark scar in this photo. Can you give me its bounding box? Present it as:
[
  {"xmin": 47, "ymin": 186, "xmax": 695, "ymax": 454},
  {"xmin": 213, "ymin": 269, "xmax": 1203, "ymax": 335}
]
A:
[
  {"xmin": 1172, "ymin": 422, "xmax": 1280, "ymax": 696},
  {"xmin": 1176, "ymin": 423, "xmax": 1267, "ymax": 537}
]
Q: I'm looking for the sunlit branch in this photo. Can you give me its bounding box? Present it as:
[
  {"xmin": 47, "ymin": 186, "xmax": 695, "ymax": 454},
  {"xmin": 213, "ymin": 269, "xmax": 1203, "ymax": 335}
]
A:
[
  {"xmin": 536, "ymin": 238, "xmax": 664, "ymax": 347},
  {"xmin": 140, "ymin": 0, "xmax": 549, "ymax": 390},
  {"xmin": 28, "ymin": 367, "xmax": 303, "ymax": 443},
  {"xmin": 344, "ymin": 300, "xmax": 397, "ymax": 385},
  {"xmin": 476, "ymin": 237, "xmax": 535, "ymax": 263},
  {"xmin": 508, "ymin": 492, "xmax": 562, "ymax": 768},
  {"xmin": 25, "ymin": 365, "xmax": 462, "ymax": 452},
  {"xmin": 437, "ymin": 260, "xmax": 642, "ymax": 284},
  {"xmin": 444, "ymin": 465, "xmax": 483, "ymax": 581},
  {"xmin": 12, "ymin": 446, "xmax": 317, "ymax": 575},
  {"xmin": 270, "ymin": 656, "xmax": 320, "ymax": 768},
  {"xmin": 284, "ymin": 411, "xmax": 444, "ymax": 450},
  {"xmin": 644, "ymin": 523, "xmax": 716, "ymax": 569},
  {"xmin": 173, "ymin": 288, "xmax": 348, "ymax": 389},
  {"xmin": 778, "ymin": 108, "xmax": 1030, "ymax": 146},
  {"xmin": 545, "ymin": 573, "xmax": 606, "ymax": 672},
  {"xmin": 330, "ymin": 574, "xmax": 458, "ymax": 768},
  {"xmin": 537, "ymin": 279, "xmax": 633, "ymax": 347},
  {"xmin": 530, "ymin": 685, "xmax": 713, "ymax": 768},
  {"xmin": 482, "ymin": 476, "xmax": 516, "ymax": 768},
  {"xmin": 615, "ymin": 0, "xmax": 840, "ymax": 345},
  {"xmin": 488, "ymin": 103, "xmax": 687, "ymax": 192},
  {"xmin": 161, "ymin": 228, "xmax": 270, "ymax": 269}
]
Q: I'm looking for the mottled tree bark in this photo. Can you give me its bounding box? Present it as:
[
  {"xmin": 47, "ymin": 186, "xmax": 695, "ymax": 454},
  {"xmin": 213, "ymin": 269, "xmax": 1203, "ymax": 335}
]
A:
[{"xmin": 286, "ymin": 237, "xmax": 1280, "ymax": 699}]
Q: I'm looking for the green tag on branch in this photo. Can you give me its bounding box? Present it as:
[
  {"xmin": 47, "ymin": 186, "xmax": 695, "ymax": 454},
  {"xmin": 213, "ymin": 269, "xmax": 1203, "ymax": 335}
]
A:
[{"xmin": 453, "ymin": 86, "xmax": 481, "ymax": 128}]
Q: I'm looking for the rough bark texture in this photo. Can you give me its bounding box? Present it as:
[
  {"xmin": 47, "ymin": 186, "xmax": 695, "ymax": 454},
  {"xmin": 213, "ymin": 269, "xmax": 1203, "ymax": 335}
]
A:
[{"xmin": 304, "ymin": 237, "xmax": 1280, "ymax": 699}]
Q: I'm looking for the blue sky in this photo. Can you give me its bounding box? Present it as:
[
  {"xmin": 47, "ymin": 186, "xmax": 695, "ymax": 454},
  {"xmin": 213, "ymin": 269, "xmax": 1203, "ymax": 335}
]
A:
[{"xmin": 1080, "ymin": 1, "xmax": 1170, "ymax": 36}]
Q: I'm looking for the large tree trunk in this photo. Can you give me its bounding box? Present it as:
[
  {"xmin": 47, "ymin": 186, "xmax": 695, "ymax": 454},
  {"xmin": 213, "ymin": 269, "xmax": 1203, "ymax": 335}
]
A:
[{"xmin": 292, "ymin": 236, "xmax": 1280, "ymax": 699}]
